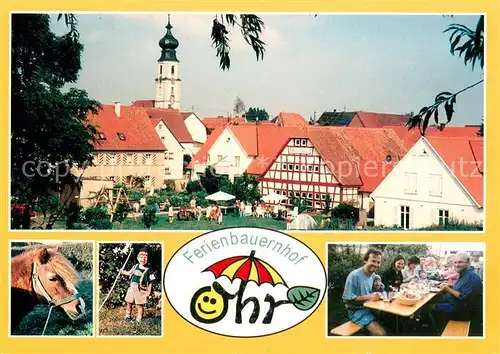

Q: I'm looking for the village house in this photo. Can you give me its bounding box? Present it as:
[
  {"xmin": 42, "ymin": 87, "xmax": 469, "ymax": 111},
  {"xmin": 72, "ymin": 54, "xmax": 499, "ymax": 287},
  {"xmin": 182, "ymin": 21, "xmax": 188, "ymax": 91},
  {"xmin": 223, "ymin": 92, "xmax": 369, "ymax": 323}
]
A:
[
  {"xmin": 370, "ymin": 135, "xmax": 483, "ymax": 229},
  {"xmin": 202, "ymin": 116, "xmax": 247, "ymax": 134},
  {"xmin": 80, "ymin": 103, "xmax": 166, "ymax": 190},
  {"xmin": 181, "ymin": 111, "xmax": 208, "ymax": 154},
  {"xmin": 258, "ymin": 126, "xmax": 408, "ymax": 215},
  {"xmin": 188, "ymin": 121, "xmax": 300, "ymax": 181}
]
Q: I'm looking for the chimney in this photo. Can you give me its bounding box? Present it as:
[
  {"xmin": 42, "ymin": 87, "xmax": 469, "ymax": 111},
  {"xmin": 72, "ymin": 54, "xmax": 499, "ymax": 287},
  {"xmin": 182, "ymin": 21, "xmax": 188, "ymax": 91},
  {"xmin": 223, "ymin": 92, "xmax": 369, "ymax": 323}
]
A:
[{"xmin": 114, "ymin": 101, "xmax": 121, "ymax": 117}]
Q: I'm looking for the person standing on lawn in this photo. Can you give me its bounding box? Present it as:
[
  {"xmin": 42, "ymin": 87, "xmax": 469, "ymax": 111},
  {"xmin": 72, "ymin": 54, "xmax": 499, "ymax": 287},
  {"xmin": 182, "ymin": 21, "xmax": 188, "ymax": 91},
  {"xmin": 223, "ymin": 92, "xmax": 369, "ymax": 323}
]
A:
[{"xmin": 121, "ymin": 248, "xmax": 155, "ymax": 323}]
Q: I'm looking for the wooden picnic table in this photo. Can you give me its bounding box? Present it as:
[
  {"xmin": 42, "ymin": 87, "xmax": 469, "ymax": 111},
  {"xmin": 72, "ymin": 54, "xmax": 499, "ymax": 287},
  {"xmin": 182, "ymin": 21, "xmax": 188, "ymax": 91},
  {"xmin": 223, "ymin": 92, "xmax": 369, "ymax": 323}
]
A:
[{"xmin": 364, "ymin": 292, "xmax": 437, "ymax": 335}]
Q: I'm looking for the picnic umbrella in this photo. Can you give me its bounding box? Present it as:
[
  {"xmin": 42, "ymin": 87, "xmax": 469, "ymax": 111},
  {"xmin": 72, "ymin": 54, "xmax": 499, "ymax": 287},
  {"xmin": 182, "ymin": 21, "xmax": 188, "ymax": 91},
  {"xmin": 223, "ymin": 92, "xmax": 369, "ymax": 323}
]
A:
[
  {"xmin": 205, "ymin": 191, "xmax": 236, "ymax": 201},
  {"xmin": 289, "ymin": 214, "xmax": 318, "ymax": 230},
  {"xmin": 261, "ymin": 191, "xmax": 288, "ymax": 203},
  {"xmin": 203, "ymin": 250, "xmax": 287, "ymax": 287}
]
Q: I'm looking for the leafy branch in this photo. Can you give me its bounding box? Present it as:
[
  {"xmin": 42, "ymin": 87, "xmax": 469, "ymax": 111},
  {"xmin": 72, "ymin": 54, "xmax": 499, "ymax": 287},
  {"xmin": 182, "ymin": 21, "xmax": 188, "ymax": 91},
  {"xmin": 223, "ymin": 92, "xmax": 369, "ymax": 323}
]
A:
[
  {"xmin": 406, "ymin": 79, "xmax": 484, "ymax": 135},
  {"xmin": 408, "ymin": 15, "xmax": 484, "ymax": 135},
  {"xmin": 211, "ymin": 14, "xmax": 266, "ymax": 70}
]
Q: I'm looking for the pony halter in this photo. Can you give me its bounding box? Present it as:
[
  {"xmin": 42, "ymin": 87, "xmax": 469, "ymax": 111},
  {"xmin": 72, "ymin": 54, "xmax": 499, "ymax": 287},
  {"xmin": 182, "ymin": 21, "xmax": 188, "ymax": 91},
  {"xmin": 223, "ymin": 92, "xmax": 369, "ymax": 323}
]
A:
[{"xmin": 32, "ymin": 262, "xmax": 81, "ymax": 307}]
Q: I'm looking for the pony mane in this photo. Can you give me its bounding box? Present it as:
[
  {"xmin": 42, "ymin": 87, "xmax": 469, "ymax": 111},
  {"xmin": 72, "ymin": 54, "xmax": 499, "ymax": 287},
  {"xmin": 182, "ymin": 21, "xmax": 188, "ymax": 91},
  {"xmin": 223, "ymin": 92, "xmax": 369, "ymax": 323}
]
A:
[{"xmin": 12, "ymin": 247, "xmax": 78, "ymax": 289}]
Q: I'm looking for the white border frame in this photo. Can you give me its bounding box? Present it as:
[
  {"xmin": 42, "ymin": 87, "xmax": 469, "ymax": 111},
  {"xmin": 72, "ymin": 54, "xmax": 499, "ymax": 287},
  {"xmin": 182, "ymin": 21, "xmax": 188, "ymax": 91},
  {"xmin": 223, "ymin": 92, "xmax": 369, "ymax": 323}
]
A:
[
  {"xmin": 95, "ymin": 240, "xmax": 165, "ymax": 338},
  {"xmin": 8, "ymin": 239, "xmax": 96, "ymax": 338},
  {"xmin": 324, "ymin": 241, "xmax": 486, "ymax": 339}
]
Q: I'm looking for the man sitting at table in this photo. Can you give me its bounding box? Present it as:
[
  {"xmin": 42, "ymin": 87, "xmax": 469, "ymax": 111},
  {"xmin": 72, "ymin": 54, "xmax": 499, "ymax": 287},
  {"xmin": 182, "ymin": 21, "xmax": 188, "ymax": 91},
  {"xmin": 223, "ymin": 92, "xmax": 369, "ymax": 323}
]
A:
[
  {"xmin": 342, "ymin": 248, "xmax": 387, "ymax": 336},
  {"xmin": 430, "ymin": 252, "xmax": 483, "ymax": 329}
]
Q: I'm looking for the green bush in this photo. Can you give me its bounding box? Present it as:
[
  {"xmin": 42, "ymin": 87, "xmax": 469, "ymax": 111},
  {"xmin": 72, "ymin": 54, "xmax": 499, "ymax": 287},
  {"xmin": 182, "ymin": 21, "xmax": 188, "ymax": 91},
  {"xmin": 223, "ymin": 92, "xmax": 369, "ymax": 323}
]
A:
[
  {"xmin": 378, "ymin": 244, "xmax": 429, "ymax": 275},
  {"xmin": 58, "ymin": 242, "xmax": 94, "ymax": 271},
  {"xmin": 99, "ymin": 243, "xmax": 162, "ymax": 309},
  {"xmin": 65, "ymin": 202, "xmax": 83, "ymax": 229},
  {"xmin": 322, "ymin": 195, "xmax": 332, "ymax": 215},
  {"xmin": 331, "ymin": 203, "xmax": 359, "ymax": 222},
  {"xmin": 34, "ymin": 195, "xmax": 61, "ymax": 215},
  {"xmin": 127, "ymin": 190, "xmax": 143, "ymax": 202},
  {"xmin": 88, "ymin": 218, "xmax": 113, "ymax": 230},
  {"xmin": 84, "ymin": 207, "xmax": 108, "ymax": 222},
  {"xmin": 163, "ymin": 180, "xmax": 176, "ymax": 191},
  {"xmin": 418, "ymin": 219, "xmax": 483, "ymax": 231},
  {"xmin": 328, "ymin": 217, "xmax": 356, "ymax": 230},
  {"xmin": 142, "ymin": 205, "xmax": 158, "ymax": 229},
  {"xmin": 113, "ymin": 202, "xmax": 131, "ymax": 228},
  {"xmin": 327, "ymin": 246, "xmax": 364, "ymax": 293},
  {"xmin": 186, "ymin": 180, "xmax": 203, "ymax": 193}
]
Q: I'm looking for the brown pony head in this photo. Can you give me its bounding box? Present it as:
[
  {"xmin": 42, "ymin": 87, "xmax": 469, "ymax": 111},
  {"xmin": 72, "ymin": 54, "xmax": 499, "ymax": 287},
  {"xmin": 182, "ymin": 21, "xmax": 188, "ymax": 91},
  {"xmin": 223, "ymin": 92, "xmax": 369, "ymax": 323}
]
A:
[{"xmin": 32, "ymin": 247, "xmax": 86, "ymax": 320}]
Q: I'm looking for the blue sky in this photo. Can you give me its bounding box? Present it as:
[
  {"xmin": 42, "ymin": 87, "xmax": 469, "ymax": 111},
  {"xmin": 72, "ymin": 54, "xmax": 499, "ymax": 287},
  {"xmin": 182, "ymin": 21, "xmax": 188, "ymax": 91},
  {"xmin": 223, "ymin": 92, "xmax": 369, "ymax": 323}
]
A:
[{"xmin": 52, "ymin": 13, "xmax": 484, "ymax": 125}]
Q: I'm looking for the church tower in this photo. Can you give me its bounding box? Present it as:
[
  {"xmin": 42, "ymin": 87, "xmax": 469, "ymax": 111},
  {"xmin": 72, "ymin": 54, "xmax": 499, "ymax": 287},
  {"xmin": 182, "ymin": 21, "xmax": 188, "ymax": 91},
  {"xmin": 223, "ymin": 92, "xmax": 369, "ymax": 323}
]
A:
[{"xmin": 155, "ymin": 15, "xmax": 181, "ymax": 109}]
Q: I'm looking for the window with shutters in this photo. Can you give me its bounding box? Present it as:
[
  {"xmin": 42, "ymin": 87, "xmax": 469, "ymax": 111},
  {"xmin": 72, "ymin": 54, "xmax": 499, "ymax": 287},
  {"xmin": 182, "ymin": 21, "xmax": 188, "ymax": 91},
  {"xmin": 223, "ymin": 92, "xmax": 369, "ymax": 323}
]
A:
[
  {"xmin": 404, "ymin": 172, "xmax": 418, "ymax": 195},
  {"xmin": 429, "ymin": 174, "xmax": 443, "ymax": 197},
  {"xmin": 168, "ymin": 152, "xmax": 174, "ymax": 160},
  {"xmin": 165, "ymin": 167, "xmax": 170, "ymax": 175},
  {"xmin": 98, "ymin": 153, "xmax": 106, "ymax": 165},
  {"xmin": 143, "ymin": 154, "xmax": 153, "ymax": 165},
  {"xmin": 108, "ymin": 153, "xmax": 116, "ymax": 166}
]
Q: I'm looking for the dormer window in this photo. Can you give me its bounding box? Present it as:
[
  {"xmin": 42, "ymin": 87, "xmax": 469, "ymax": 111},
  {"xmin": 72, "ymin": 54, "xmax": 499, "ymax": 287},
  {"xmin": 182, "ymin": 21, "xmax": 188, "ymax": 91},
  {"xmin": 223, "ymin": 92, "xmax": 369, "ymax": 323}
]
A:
[
  {"xmin": 117, "ymin": 133, "xmax": 126, "ymax": 141},
  {"xmin": 98, "ymin": 133, "xmax": 106, "ymax": 140}
]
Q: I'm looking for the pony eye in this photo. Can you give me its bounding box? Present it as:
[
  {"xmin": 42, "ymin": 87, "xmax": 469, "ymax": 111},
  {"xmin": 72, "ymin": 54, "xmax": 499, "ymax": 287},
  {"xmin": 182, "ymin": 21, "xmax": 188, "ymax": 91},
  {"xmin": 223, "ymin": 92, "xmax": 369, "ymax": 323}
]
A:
[{"xmin": 48, "ymin": 275, "xmax": 58, "ymax": 282}]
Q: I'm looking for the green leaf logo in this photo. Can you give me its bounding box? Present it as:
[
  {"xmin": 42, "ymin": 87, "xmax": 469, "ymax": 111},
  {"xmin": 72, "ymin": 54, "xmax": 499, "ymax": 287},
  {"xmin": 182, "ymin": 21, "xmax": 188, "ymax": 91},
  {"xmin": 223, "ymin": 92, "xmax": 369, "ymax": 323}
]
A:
[{"xmin": 286, "ymin": 286, "xmax": 320, "ymax": 311}]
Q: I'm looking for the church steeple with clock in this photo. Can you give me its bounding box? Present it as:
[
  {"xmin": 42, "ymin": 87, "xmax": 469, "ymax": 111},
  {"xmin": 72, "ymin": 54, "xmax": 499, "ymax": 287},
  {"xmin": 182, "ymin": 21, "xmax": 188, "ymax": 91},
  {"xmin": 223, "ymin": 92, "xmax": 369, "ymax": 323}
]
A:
[{"xmin": 155, "ymin": 14, "xmax": 181, "ymax": 109}]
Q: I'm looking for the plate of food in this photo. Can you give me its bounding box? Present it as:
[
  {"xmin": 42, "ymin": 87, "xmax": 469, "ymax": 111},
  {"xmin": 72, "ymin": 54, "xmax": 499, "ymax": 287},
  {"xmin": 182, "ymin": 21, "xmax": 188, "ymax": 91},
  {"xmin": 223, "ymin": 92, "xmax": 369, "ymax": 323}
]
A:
[{"xmin": 394, "ymin": 290, "xmax": 421, "ymax": 306}]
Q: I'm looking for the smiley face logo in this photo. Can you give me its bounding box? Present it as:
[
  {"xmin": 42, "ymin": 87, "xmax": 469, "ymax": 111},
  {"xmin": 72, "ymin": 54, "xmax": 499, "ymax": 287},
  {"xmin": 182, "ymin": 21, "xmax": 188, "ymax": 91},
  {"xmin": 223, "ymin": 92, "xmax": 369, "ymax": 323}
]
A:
[{"xmin": 190, "ymin": 284, "xmax": 229, "ymax": 323}]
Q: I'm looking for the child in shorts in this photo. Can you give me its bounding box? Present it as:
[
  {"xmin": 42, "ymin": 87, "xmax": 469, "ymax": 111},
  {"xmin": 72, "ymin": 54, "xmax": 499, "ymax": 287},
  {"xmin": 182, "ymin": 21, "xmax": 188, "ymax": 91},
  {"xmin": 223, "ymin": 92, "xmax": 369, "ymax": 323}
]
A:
[{"xmin": 121, "ymin": 248, "xmax": 155, "ymax": 322}]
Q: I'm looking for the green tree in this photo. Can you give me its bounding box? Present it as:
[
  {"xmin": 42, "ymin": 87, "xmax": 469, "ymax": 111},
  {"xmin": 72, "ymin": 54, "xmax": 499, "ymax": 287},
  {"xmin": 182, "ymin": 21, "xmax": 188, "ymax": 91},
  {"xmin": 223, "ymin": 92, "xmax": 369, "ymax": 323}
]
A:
[
  {"xmin": 11, "ymin": 14, "xmax": 101, "ymax": 228},
  {"xmin": 113, "ymin": 202, "xmax": 131, "ymax": 229},
  {"xmin": 407, "ymin": 16, "xmax": 484, "ymax": 135},
  {"xmin": 245, "ymin": 107, "xmax": 270, "ymax": 121},
  {"xmin": 232, "ymin": 173, "xmax": 260, "ymax": 202},
  {"xmin": 142, "ymin": 205, "xmax": 159, "ymax": 229}
]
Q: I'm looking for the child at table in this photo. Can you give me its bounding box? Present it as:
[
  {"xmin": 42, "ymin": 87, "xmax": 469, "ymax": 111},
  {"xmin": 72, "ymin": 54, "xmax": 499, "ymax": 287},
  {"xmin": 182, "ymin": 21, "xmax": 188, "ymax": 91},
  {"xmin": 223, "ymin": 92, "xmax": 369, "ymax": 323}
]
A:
[{"xmin": 372, "ymin": 274, "xmax": 387, "ymax": 299}]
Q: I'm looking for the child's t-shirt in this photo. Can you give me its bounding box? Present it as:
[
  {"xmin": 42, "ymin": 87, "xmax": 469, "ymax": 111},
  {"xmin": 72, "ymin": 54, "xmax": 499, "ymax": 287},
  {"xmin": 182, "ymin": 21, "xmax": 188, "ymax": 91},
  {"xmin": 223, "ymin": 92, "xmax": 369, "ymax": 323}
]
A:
[{"xmin": 130, "ymin": 264, "xmax": 155, "ymax": 286}]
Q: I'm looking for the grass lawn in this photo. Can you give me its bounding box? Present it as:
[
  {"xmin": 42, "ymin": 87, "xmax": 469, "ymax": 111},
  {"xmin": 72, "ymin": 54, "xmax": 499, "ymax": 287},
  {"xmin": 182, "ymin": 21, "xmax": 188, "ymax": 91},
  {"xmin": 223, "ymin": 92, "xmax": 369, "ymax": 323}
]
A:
[
  {"xmin": 13, "ymin": 270, "xmax": 93, "ymax": 336},
  {"xmin": 114, "ymin": 213, "xmax": 290, "ymax": 230},
  {"xmin": 98, "ymin": 305, "xmax": 161, "ymax": 336}
]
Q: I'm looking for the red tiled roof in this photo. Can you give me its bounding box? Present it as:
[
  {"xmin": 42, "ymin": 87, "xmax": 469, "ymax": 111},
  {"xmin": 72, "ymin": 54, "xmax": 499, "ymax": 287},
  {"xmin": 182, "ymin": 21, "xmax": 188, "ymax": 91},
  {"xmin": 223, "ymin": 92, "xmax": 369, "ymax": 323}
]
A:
[
  {"xmin": 202, "ymin": 117, "xmax": 247, "ymax": 131},
  {"xmin": 272, "ymin": 112, "xmax": 308, "ymax": 127},
  {"xmin": 426, "ymin": 136, "xmax": 484, "ymax": 207},
  {"xmin": 88, "ymin": 105, "xmax": 165, "ymax": 151},
  {"xmin": 131, "ymin": 100, "xmax": 155, "ymax": 108},
  {"xmin": 354, "ymin": 112, "xmax": 408, "ymax": 128},
  {"xmin": 305, "ymin": 127, "xmax": 407, "ymax": 188},
  {"xmin": 391, "ymin": 126, "xmax": 481, "ymax": 149},
  {"xmin": 181, "ymin": 112, "xmax": 192, "ymax": 120},
  {"xmin": 145, "ymin": 108, "xmax": 194, "ymax": 143},
  {"xmin": 188, "ymin": 126, "xmax": 225, "ymax": 169}
]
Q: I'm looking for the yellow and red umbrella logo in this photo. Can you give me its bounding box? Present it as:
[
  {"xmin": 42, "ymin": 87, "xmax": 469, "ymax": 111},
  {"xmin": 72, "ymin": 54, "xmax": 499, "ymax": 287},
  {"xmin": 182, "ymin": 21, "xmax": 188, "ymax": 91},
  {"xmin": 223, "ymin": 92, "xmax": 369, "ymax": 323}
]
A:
[{"xmin": 203, "ymin": 250, "xmax": 287, "ymax": 287}]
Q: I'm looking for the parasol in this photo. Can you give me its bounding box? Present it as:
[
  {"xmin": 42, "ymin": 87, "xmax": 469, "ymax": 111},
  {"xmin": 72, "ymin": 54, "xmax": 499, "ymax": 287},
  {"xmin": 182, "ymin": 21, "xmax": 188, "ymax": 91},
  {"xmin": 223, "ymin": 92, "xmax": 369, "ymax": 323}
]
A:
[
  {"xmin": 205, "ymin": 191, "xmax": 236, "ymax": 201},
  {"xmin": 203, "ymin": 250, "xmax": 287, "ymax": 287}
]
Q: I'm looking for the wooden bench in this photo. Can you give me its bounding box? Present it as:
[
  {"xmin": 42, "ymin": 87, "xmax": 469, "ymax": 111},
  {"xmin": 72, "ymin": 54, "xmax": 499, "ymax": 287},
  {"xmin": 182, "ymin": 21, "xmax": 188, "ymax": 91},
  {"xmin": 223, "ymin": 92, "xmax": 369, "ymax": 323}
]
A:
[
  {"xmin": 330, "ymin": 321, "xmax": 362, "ymax": 336},
  {"xmin": 442, "ymin": 320, "xmax": 471, "ymax": 337}
]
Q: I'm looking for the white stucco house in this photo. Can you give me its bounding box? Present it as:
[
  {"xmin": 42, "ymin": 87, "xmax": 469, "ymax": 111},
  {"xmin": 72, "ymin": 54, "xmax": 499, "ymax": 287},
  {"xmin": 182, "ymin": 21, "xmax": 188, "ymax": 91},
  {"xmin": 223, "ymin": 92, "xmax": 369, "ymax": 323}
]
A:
[
  {"xmin": 181, "ymin": 112, "xmax": 208, "ymax": 155},
  {"xmin": 370, "ymin": 136, "xmax": 484, "ymax": 229}
]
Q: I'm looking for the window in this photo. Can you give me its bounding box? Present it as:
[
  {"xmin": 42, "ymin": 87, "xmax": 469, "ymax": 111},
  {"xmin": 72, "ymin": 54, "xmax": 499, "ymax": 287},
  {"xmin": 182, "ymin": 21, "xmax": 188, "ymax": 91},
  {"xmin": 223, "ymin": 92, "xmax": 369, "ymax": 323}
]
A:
[
  {"xmin": 307, "ymin": 166, "xmax": 313, "ymax": 172},
  {"xmin": 235, "ymin": 156, "xmax": 240, "ymax": 167},
  {"xmin": 109, "ymin": 153, "xmax": 116, "ymax": 165},
  {"xmin": 315, "ymin": 194, "xmax": 320, "ymax": 199},
  {"xmin": 301, "ymin": 139, "xmax": 307, "ymax": 146},
  {"xmin": 117, "ymin": 133, "xmax": 126, "ymax": 141},
  {"xmin": 301, "ymin": 192, "xmax": 307, "ymax": 198},
  {"xmin": 143, "ymin": 153, "xmax": 153, "ymax": 165},
  {"xmin": 168, "ymin": 152, "xmax": 174, "ymax": 160},
  {"xmin": 315, "ymin": 202, "xmax": 321, "ymax": 208},
  {"xmin": 294, "ymin": 139, "xmax": 301, "ymax": 145},
  {"xmin": 164, "ymin": 167, "xmax": 170, "ymax": 175},
  {"xmin": 161, "ymin": 136, "xmax": 165, "ymax": 142},
  {"xmin": 171, "ymin": 65, "xmax": 175, "ymax": 75},
  {"xmin": 429, "ymin": 174, "xmax": 443, "ymax": 197},
  {"xmin": 404, "ymin": 172, "xmax": 418, "ymax": 194},
  {"xmin": 301, "ymin": 165, "xmax": 306, "ymax": 171},
  {"xmin": 308, "ymin": 193, "xmax": 312, "ymax": 199},
  {"xmin": 295, "ymin": 192, "xmax": 300, "ymax": 197},
  {"xmin": 160, "ymin": 65, "xmax": 163, "ymax": 75},
  {"xmin": 438, "ymin": 209, "xmax": 449, "ymax": 226},
  {"xmin": 144, "ymin": 175, "xmax": 151, "ymax": 186},
  {"xmin": 217, "ymin": 155, "xmax": 223, "ymax": 162},
  {"xmin": 294, "ymin": 165, "xmax": 299, "ymax": 171},
  {"xmin": 282, "ymin": 163, "xmax": 287, "ymax": 170},
  {"xmin": 288, "ymin": 164, "xmax": 293, "ymax": 170},
  {"xmin": 288, "ymin": 191, "xmax": 293, "ymax": 197},
  {"xmin": 321, "ymin": 194, "xmax": 326, "ymax": 200},
  {"xmin": 158, "ymin": 123, "xmax": 163, "ymax": 130},
  {"xmin": 314, "ymin": 166, "xmax": 319, "ymax": 172},
  {"xmin": 171, "ymin": 87, "xmax": 174, "ymax": 95},
  {"xmin": 400, "ymin": 205, "xmax": 410, "ymax": 229}
]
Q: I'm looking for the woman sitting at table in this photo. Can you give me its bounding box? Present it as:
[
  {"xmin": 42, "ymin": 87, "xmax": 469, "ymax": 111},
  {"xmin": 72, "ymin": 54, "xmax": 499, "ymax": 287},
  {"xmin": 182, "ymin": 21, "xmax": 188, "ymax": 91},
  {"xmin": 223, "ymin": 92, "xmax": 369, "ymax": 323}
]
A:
[
  {"xmin": 402, "ymin": 256, "xmax": 421, "ymax": 283},
  {"xmin": 381, "ymin": 255, "xmax": 405, "ymax": 291},
  {"xmin": 438, "ymin": 255, "xmax": 459, "ymax": 286}
]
